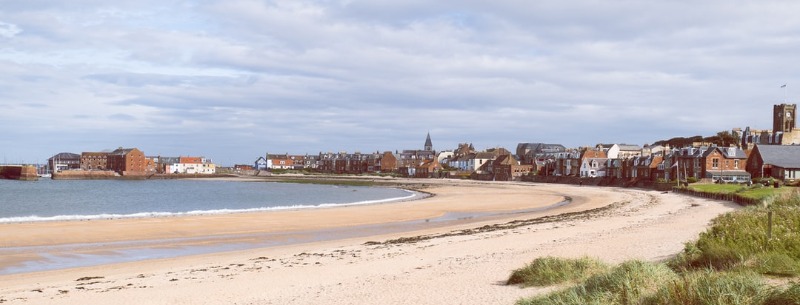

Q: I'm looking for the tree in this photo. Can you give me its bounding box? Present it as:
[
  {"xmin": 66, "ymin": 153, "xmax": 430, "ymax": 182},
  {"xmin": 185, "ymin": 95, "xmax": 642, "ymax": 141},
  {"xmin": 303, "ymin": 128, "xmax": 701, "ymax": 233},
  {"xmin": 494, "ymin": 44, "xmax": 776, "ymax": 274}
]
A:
[{"xmin": 705, "ymin": 131, "xmax": 740, "ymax": 147}]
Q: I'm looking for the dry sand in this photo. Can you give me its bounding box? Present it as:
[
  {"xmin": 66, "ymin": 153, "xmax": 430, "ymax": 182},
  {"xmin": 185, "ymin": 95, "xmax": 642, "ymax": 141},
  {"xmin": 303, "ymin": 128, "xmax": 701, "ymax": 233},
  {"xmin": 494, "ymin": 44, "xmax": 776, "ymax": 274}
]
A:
[{"xmin": 0, "ymin": 179, "xmax": 739, "ymax": 305}]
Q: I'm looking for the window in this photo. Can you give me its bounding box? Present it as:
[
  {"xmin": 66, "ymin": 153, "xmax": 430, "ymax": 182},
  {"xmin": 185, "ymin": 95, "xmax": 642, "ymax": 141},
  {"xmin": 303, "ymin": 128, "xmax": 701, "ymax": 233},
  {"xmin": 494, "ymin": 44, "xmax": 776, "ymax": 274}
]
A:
[
  {"xmin": 712, "ymin": 158, "xmax": 719, "ymax": 169},
  {"xmin": 734, "ymin": 160, "xmax": 740, "ymax": 169}
]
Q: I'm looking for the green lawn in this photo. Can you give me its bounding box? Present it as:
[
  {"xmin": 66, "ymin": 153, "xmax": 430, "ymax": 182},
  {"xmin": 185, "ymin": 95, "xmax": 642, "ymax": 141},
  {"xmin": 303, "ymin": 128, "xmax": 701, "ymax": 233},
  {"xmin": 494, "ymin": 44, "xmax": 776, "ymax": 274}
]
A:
[
  {"xmin": 688, "ymin": 184, "xmax": 743, "ymax": 194},
  {"xmin": 688, "ymin": 183, "xmax": 795, "ymax": 201}
]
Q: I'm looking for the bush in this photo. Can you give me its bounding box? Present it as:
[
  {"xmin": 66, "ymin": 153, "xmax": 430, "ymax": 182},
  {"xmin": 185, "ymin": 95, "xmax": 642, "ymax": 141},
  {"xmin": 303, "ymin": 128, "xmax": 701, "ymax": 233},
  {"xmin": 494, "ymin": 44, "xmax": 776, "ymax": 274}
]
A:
[
  {"xmin": 507, "ymin": 256, "xmax": 607, "ymax": 287},
  {"xmin": 687, "ymin": 177, "xmax": 698, "ymax": 184}
]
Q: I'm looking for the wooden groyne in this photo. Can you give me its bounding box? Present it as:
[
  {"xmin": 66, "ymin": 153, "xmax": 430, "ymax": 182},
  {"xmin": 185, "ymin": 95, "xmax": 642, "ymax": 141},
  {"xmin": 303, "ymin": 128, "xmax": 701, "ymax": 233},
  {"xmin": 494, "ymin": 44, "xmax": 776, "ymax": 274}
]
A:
[{"xmin": 0, "ymin": 165, "xmax": 39, "ymax": 181}]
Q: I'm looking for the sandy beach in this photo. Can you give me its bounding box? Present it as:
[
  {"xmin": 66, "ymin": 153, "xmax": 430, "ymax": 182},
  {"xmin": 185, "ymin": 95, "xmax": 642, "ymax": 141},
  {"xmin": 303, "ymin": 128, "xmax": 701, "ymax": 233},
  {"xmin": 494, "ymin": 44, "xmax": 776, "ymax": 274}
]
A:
[{"xmin": 0, "ymin": 179, "xmax": 739, "ymax": 305}]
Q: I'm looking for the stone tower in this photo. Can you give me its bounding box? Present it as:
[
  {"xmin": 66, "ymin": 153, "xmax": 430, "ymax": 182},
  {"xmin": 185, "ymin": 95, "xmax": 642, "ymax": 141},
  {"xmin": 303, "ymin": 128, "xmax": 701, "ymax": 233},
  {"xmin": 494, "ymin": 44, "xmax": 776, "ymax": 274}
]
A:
[
  {"xmin": 424, "ymin": 132, "xmax": 433, "ymax": 151},
  {"xmin": 774, "ymin": 104, "xmax": 797, "ymax": 133}
]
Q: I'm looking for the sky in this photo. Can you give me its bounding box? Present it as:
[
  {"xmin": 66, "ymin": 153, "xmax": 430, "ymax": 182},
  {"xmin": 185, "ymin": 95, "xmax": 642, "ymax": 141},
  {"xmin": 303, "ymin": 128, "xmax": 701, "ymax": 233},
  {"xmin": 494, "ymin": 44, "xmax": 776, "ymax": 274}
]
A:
[{"xmin": 1, "ymin": 0, "xmax": 799, "ymax": 166}]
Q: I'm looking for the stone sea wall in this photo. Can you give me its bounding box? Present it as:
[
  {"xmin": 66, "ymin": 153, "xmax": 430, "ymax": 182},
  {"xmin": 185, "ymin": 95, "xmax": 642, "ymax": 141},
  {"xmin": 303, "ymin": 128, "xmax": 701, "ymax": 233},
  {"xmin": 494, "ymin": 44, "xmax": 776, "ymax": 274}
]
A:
[
  {"xmin": 0, "ymin": 165, "xmax": 39, "ymax": 181},
  {"xmin": 52, "ymin": 170, "xmax": 120, "ymax": 180}
]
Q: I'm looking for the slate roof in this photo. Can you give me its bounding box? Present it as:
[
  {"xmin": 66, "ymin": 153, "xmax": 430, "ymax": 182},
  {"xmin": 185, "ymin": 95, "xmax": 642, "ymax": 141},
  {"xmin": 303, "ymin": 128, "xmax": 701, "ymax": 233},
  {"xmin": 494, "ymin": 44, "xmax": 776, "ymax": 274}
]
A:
[
  {"xmin": 475, "ymin": 152, "xmax": 496, "ymax": 159},
  {"xmin": 424, "ymin": 132, "xmax": 433, "ymax": 149},
  {"xmin": 49, "ymin": 152, "xmax": 80, "ymax": 160},
  {"xmin": 618, "ymin": 144, "xmax": 642, "ymax": 151},
  {"xmin": 720, "ymin": 147, "xmax": 748, "ymax": 159},
  {"xmin": 702, "ymin": 147, "xmax": 748, "ymax": 159},
  {"xmin": 755, "ymin": 144, "xmax": 800, "ymax": 169},
  {"xmin": 110, "ymin": 148, "xmax": 137, "ymax": 156}
]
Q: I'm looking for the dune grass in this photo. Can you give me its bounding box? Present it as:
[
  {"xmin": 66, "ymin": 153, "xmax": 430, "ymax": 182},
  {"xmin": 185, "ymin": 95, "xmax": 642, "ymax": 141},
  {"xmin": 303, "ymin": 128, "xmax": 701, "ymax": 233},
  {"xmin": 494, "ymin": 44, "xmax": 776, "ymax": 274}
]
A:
[
  {"xmin": 507, "ymin": 256, "xmax": 608, "ymax": 287},
  {"xmin": 670, "ymin": 191, "xmax": 800, "ymax": 275},
  {"xmin": 762, "ymin": 283, "xmax": 800, "ymax": 305},
  {"xmin": 641, "ymin": 270, "xmax": 765, "ymax": 305},
  {"xmin": 516, "ymin": 260, "xmax": 675, "ymax": 305},
  {"xmin": 512, "ymin": 190, "xmax": 800, "ymax": 305}
]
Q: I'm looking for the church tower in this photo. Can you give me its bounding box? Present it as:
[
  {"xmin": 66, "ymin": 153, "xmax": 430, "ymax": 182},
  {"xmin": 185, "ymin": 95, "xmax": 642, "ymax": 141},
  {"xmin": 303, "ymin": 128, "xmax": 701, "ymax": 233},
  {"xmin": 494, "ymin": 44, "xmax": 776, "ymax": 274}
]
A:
[
  {"xmin": 774, "ymin": 104, "xmax": 797, "ymax": 133},
  {"xmin": 424, "ymin": 132, "xmax": 433, "ymax": 151}
]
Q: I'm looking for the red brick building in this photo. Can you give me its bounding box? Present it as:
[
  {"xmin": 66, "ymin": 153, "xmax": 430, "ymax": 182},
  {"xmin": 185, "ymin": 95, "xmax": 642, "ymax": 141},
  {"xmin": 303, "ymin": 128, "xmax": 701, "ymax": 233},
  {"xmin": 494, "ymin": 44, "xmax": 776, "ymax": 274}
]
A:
[
  {"xmin": 379, "ymin": 151, "xmax": 397, "ymax": 172},
  {"xmin": 491, "ymin": 155, "xmax": 532, "ymax": 181},
  {"xmin": 81, "ymin": 152, "xmax": 109, "ymax": 170},
  {"xmin": 107, "ymin": 147, "xmax": 146, "ymax": 175}
]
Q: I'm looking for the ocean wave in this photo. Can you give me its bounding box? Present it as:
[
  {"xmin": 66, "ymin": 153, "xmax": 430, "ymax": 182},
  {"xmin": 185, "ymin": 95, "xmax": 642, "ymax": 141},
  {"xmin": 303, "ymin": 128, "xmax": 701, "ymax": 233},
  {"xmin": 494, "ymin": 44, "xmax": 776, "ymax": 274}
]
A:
[{"xmin": 0, "ymin": 191, "xmax": 420, "ymax": 223}]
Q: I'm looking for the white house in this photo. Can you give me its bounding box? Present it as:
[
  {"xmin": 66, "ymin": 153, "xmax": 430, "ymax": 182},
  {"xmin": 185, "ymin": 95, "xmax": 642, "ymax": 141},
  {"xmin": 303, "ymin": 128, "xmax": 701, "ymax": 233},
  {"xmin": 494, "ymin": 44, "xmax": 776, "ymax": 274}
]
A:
[
  {"xmin": 166, "ymin": 157, "xmax": 216, "ymax": 174},
  {"xmin": 254, "ymin": 156, "xmax": 270, "ymax": 170},
  {"xmin": 580, "ymin": 158, "xmax": 608, "ymax": 177}
]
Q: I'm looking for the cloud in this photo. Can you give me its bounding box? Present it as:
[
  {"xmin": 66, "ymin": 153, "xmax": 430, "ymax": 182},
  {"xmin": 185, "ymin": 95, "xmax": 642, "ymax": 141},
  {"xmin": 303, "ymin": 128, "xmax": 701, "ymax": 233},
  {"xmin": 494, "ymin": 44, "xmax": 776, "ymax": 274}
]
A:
[
  {"xmin": 1, "ymin": 0, "xmax": 799, "ymax": 165},
  {"xmin": 108, "ymin": 113, "xmax": 136, "ymax": 121},
  {"xmin": 0, "ymin": 21, "xmax": 22, "ymax": 38}
]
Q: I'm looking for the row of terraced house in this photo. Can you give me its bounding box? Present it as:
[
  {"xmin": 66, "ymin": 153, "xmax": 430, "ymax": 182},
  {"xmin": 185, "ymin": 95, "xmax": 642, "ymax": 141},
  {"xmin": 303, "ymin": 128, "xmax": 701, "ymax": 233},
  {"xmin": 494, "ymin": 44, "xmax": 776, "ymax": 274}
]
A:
[{"xmin": 250, "ymin": 104, "xmax": 800, "ymax": 183}]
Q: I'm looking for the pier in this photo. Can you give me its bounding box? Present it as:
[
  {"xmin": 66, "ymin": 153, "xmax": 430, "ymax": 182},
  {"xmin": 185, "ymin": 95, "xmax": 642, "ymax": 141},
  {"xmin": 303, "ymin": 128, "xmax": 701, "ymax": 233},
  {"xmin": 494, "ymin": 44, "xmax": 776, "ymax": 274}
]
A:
[{"xmin": 0, "ymin": 165, "xmax": 39, "ymax": 181}]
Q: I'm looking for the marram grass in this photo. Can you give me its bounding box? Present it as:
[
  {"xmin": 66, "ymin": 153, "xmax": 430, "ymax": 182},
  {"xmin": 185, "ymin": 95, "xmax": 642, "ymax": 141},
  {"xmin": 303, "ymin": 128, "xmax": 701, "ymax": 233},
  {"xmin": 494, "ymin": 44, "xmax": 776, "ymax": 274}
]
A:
[
  {"xmin": 516, "ymin": 260, "xmax": 675, "ymax": 305},
  {"xmin": 510, "ymin": 190, "xmax": 800, "ymax": 305},
  {"xmin": 763, "ymin": 283, "xmax": 800, "ymax": 305},
  {"xmin": 641, "ymin": 270, "xmax": 764, "ymax": 305},
  {"xmin": 507, "ymin": 256, "xmax": 608, "ymax": 287},
  {"xmin": 670, "ymin": 190, "xmax": 800, "ymax": 275}
]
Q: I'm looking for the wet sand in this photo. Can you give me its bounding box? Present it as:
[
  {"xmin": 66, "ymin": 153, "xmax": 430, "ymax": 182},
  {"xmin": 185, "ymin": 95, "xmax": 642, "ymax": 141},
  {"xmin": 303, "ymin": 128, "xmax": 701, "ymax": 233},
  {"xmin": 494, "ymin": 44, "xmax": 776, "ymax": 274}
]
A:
[{"xmin": 0, "ymin": 179, "xmax": 739, "ymax": 305}]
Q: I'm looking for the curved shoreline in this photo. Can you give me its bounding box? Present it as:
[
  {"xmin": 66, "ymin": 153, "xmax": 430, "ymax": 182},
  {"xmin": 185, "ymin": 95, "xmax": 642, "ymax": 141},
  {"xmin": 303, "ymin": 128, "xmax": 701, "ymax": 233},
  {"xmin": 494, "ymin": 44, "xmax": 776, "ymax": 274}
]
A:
[
  {"xmin": 0, "ymin": 179, "xmax": 579, "ymax": 275},
  {"xmin": 0, "ymin": 197, "xmax": 575, "ymax": 275},
  {"xmin": 0, "ymin": 179, "xmax": 740, "ymax": 305},
  {"xmin": 0, "ymin": 179, "xmax": 571, "ymax": 249}
]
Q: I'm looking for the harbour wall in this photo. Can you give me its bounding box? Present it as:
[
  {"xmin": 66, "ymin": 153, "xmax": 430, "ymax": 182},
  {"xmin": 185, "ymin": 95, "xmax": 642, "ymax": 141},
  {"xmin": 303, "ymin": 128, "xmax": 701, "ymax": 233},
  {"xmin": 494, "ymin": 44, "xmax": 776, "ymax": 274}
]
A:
[
  {"xmin": 52, "ymin": 170, "xmax": 121, "ymax": 180},
  {"xmin": 0, "ymin": 165, "xmax": 39, "ymax": 181}
]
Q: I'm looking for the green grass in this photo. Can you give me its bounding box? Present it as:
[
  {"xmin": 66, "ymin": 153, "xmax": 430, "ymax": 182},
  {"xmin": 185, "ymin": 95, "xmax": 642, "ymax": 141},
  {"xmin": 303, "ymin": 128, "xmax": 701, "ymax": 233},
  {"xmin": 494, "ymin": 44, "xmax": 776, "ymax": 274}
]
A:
[
  {"xmin": 670, "ymin": 191, "xmax": 800, "ymax": 274},
  {"xmin": 689, "ymin": 184, "xmax": 797, "ymax": 199},
  {"xmin": 739, "ymin": 187, "xmax": 794, "ymax": 200},
  {"xmin": 751, "ymin": 253, "xmax": 800, "ymax": 277},
  {"xmin": 688, "ymin": 183, "xmax": 793, "ymax": 200},
  {"xmin": 507, "ymin": 256, "xmax": 608, "ymax": 287},
  {"xmin": 516, "ymin": 260, "xmax": 676, "ymax": 305},
  {"xmin": 689, "ymin": 183, "xmax": 745, "ymax": 194},
  {"xmin": 763, "ymin": 283, "xmax": 800, "ymax": 305},
  {"xmin": 642, "ymin": 270, "xmax": 765, "ymax": 305},
  {"xmin": 511, "ymin": 190, "xmax": 800, "ymax": 305}
]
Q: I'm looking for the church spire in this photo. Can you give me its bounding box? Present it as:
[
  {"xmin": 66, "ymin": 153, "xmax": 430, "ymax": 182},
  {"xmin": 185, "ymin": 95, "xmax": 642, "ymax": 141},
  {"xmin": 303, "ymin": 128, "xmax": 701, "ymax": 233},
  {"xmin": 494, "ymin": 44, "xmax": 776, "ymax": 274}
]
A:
[{"xmin": 424, "ymin": 132, "xmax": 433, "ymax": 151}]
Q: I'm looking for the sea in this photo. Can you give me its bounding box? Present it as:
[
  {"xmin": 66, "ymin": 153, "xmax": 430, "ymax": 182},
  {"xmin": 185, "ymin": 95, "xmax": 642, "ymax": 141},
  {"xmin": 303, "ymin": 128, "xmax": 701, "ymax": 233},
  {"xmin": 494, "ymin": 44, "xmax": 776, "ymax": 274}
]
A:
[
  {"xmin": 0, "ymin": 179, "xmax": 417, "ymax": 223},
  {"xmin": 0, "ymin": 179, "xmax": 571, "ymax": 274}
]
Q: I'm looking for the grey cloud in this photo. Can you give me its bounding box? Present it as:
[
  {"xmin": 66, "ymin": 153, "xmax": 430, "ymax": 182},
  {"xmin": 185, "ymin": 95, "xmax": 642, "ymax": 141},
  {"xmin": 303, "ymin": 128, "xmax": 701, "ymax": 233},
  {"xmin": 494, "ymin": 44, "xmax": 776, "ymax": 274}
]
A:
[
  {"xmin": 0, "ymin": 21, "xmax": 22, "ymax": 38},
  {"xmin": 108, "ymin": 113, "xmax": 136, "ymax": 121},
  {"xmin": 1, "ymin": 0, "xmax": 798, "ymax": 165},
  {"xmin": 84, "ymin": 73, "xmax": 257, "ymax": 88}
]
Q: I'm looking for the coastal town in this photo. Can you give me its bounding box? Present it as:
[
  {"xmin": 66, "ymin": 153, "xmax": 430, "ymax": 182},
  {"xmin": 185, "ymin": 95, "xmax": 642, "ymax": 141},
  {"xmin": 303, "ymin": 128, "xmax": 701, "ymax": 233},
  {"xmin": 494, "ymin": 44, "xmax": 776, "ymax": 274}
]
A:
[
  {"xmin": 247, "ymin": 103, "xmax": 800, "ymax": 186},
  {"xmin": 4, "ymin": 103, "xmax": 798, "ymax": 187}
]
